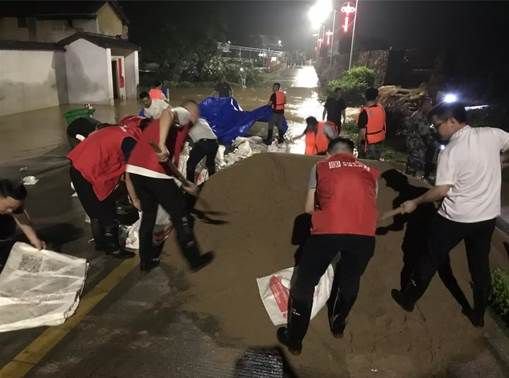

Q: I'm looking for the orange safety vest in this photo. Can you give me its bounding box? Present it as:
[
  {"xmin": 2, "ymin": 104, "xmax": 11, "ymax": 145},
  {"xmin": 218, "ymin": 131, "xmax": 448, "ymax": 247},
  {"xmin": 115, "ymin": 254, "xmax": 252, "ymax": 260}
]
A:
[
  {"xmin": 273, "ymin": 90, "xmax": 286, "ymax": 111},
  {"xmin": 305, "ymin": 122, "xmax": 329, "ymax": 156},
  {"xmin": 362, "ymin": 104, "xmax": 386, "ymax": 145}
]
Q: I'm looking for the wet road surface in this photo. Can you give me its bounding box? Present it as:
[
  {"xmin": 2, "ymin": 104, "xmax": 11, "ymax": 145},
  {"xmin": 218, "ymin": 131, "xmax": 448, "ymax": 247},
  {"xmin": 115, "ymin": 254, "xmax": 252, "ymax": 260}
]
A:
[{"xmin": 0, "ymin": 67, "xmax": 508, "ymax": 377}]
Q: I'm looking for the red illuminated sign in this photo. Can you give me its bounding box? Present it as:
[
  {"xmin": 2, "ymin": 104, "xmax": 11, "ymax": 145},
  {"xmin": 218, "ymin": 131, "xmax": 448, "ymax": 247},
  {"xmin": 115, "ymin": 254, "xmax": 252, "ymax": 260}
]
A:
[{"xmin": 340, "ymin": 2, "xmax": 356, "ymax": 32}]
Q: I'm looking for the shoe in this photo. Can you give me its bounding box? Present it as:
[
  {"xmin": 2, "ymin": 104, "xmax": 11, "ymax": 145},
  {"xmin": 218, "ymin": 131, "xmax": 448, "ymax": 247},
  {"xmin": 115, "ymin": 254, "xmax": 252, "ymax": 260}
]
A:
[
  {"xmin": 190, "ymin": 252, "xmax": 214, "ymax": 273},
  {"xmin": 107, "ymin": 249, "xmax": 135, "ymax": 259},
  {"xmin": 277, "ymin": 327, "xmax": 302, "ymax": 355},
  {"xmin": 151, "ymin": 257, "xmax": 161, "ymax": 267},
  {"xmin": 330, "ymin": 319, "xmax": 346, "ymax": 338},
  {"xmin": 391, "ymin": 289, "xmax": 415, "ymax": 312},
  {"xmin": 140, "ymin": 259, "xmax": 158, "ymax": 273}
]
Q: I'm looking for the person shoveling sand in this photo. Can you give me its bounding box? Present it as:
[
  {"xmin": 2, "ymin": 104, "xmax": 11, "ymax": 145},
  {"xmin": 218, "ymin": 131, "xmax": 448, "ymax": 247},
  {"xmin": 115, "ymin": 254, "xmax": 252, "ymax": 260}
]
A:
[{"xmin": 158, "ymin": 152, "xmax": 504, "ymax": 376}]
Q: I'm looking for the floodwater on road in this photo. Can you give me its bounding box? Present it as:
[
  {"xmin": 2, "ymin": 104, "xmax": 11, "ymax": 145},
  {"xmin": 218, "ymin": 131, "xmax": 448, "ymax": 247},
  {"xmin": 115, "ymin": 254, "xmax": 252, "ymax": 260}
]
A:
[{"xmin": 0, "ymin": 66, "xmax": 324, "ymax": 162}]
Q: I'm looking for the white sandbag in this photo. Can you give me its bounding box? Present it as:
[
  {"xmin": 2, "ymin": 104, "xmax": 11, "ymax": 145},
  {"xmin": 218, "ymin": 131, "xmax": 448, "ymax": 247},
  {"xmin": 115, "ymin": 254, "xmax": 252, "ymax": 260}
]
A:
[
  {"xmin": 125, "ymin": 206, "xmax": 172, "ymax": 251},
  {"xmin": 256, "ymin": 265, "xmax": 334, "ymax": 326},
  {"xmin": 0, "ymin": 242, "xmax": 88, "ymax": 332}
]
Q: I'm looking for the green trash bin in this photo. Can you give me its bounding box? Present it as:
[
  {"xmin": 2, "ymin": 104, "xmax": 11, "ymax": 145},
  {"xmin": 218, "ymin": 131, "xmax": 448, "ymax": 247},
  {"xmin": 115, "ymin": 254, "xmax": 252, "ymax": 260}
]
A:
[{"xmin": 64, "ymin": 108, "xmax": 96, "ymax": 126}]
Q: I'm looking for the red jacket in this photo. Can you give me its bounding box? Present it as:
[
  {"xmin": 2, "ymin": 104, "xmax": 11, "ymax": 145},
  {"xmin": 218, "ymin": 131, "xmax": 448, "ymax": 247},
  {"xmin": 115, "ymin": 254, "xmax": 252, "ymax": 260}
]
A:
[
  {"xmin": 311, "ymin": 153, "xmax": 379, "ymax": 236},
  {"xmin": 127, "ymin": 119, "xmax": 190, "ymax": 176},
  {"xmin": 68, "ymin": 124, "xmax": 141, "ymax": 200}
]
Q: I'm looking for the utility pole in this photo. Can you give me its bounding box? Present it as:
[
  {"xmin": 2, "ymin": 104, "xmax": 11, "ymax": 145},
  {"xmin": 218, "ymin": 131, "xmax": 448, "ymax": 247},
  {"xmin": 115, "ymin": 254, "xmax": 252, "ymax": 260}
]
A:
[
  {"xmin": 329, "ymin": 10, "xmax": 336, "ymax": 66},
  {"xmin": 348, "ymin": 0, "xmax": 359, "ymax": 70}
]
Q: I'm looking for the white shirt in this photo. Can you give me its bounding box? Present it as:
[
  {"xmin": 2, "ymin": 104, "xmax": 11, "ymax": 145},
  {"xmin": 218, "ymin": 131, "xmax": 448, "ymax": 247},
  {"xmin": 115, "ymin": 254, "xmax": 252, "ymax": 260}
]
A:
[
  {"xmin": 188, "ymin": 118, "xmax": 217, "ymax": 142},
  {"xmin": 436, "ymin": 126, "xmax": 509, "ymax": 222},
  {"xmin": 144, "ymin": 99, "xmax": 169, "ymax": 119}
]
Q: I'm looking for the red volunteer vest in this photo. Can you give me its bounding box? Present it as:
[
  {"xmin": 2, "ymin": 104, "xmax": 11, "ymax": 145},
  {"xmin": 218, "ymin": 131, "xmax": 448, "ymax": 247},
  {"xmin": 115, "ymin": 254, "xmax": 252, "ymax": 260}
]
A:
[
  {"xmin": 67, "ymin": 125, "xmax": 141, "ymax": 201},
  {"xmin": 127, "ymin": 119, "xmax": 190, "ymax": 174},
  {"xmin": 128, "ymin": 119, "xmax": 168, "ymax": 175},
  {"xmin": 311, "ymin": 153, "xmax": 379, "ymax": 236}
]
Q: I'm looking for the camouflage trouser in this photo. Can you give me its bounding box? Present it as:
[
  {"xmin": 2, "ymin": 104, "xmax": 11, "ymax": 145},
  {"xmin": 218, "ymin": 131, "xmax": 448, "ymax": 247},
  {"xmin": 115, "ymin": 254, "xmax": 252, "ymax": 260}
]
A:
[
  {"xmin": 406, "ymin": 136, "xmax": 427, "ymax": 176},
  {"xmin": 359, "ymin": 142, "xmax": 384, "ymax": 160}
]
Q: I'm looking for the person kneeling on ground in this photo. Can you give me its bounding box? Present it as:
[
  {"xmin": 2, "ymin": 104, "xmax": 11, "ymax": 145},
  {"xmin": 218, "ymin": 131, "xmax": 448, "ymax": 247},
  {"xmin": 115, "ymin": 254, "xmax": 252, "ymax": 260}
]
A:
[
  {"xmin": 291, "ymin": 116, "xmax": 337, "ymax": 156},
  {"xmin": 184, "ymin": 100, "xmax": 219, "ymax": 183},
  {"xmin": 0, "ymin": 179, "xmax": 45, "ymax": 272},
  {"xmin": 126, "ymin": 106, "xmax": 214, "ymax": 273},
  {"xmin": 67, "ymin": 117, "xmax": 145, "ymax": 258},
  {"xmin": 277, "ymin": 137, "xmax": 379, "ymax": 355}
]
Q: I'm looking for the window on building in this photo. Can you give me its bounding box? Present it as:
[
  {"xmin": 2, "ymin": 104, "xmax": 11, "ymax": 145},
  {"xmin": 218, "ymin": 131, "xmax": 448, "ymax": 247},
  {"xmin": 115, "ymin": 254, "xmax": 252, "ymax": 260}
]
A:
[{"xmin": 17, "ymin": 17, "xmax": 27, "ymax": 28}]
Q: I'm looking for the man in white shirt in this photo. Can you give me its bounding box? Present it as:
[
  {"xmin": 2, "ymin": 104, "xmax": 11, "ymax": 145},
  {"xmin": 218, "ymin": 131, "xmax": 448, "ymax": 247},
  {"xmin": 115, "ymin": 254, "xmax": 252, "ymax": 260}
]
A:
[
  {"xmin": 392, "ymin": 102, "xmax": 509, "ymax": 327},
  {"xmin": 140, "ymin": 91, "xmax": 170, "ymax": 119},
  {"xmin": 184, "ymin": 100, "xmax": 219, "ymax": 183}
]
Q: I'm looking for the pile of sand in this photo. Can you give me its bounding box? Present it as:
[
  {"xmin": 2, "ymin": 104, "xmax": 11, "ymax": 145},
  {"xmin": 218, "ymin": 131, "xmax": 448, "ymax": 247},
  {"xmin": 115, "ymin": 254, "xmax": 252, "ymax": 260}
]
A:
[{"xmin": 163, "ymin": 153, "xmax": 505, "ymax": 377}]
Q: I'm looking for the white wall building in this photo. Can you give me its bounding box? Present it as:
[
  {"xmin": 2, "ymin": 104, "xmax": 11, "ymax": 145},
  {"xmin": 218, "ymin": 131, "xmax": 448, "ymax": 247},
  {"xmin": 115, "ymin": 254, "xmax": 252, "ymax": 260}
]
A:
[{"xmin": 0, "ymin": 1, "xmax": 139, "ymax": 116}]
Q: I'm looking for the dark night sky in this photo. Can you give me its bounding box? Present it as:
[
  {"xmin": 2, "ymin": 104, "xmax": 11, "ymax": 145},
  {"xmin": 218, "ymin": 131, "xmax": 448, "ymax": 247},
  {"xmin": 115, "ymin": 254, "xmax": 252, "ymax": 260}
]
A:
[{"xmin": 123, "ymin": 1, "xmax": 508, "ymax": 51}]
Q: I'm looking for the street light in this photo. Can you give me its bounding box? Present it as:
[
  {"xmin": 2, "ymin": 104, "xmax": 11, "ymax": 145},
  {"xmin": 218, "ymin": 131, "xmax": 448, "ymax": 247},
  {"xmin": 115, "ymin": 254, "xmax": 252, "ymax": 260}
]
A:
[
  {"xmin": 443, "ymin": 93, "xmax": 459, "ymax": 103},
  {"xmin": 308, "ymin": 0, "xmax": 332, "ymax": 30}
]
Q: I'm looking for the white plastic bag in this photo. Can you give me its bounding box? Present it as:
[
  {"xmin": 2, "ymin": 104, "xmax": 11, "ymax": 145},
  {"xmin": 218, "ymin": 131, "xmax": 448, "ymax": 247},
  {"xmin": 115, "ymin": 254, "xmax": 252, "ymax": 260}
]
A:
[
  {"xmin": 256, "ymin": 265, "xmax": 334, "ymax": 326},
  {"xmin": 125, "ymin": 206, "xmax": 172, "ymax": 251},
  {"xmin": 0, "ymin": 242, "xmax": 88, "ymax": 332}
]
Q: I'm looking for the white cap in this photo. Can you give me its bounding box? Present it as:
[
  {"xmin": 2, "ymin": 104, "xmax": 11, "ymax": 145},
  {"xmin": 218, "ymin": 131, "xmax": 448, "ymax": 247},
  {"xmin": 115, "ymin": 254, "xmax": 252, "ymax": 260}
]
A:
[{"xmin": 173, "ymin": 107, "xmax": 192, "ymax": 127}]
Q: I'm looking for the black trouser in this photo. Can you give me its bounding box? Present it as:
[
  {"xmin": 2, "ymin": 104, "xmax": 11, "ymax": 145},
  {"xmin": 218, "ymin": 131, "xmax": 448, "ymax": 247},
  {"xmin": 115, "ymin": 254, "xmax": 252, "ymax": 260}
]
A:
[
  {"xmin": 267, "ymin": 112, "xmax": 285, "ymax": 144},
  {"xmin": 400, "ymin": 247, "xmax": 470, "ymax": 311},
  {"xmin": 401, "ymin": 214, "xmax": 496, "ymax": 319},
  {"xmin": 70, "ymin": 166, "xmax": 116, "ymax": 227},
  {"xmin": 186, "ymin": 139, "xmax": 219, "ymax": 183},
  {"xmin": 288, "ymin": 234, "xmax": 375, "ymax": 344},
  {"xmin": 130, "ymin": 174, "xmax": 202, "ymax": 267},
  {"xmin": 70, "ymin": 166, "xmax": 119, "ymax": 251}
]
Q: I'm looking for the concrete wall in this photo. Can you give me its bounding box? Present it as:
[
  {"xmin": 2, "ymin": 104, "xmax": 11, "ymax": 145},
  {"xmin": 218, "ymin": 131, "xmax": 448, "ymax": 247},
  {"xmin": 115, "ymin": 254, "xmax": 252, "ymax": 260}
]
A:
[
  {"xmin": 124, "ymin": 51, "xmax": 139, "ymax": 99},
  {"xmin": 65, "ymin": 39, "xmax": 113, "ymax": 105},
  {"xmin": 72, "ymin": 19, "xmax": 99, "ymax": 34},
  {"xmin": 0, "ymin": 17, "xmax": 30, "ymax": 41},
  {"xmin": 0, "ymin": 49, "xmax": 67, "ymax": 116},
  {"xmin": 1, "ymin": 17, "xmax": 101, "ymax": 43},
  {"xmin": 34, "ymin": 19, "xmax": 76, "ymax": 43},
  {"xmin": 97, "ymin": 3, "xmax": 123, "ymax": 37}
]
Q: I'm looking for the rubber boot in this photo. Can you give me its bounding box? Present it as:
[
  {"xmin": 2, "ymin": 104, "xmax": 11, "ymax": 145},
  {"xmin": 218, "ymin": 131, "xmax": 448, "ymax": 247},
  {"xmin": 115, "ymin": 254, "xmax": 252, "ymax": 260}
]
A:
[
  {"xmin": 176, "ymin": 214, "xmax": 214, "ymax": 272},
  {"xmin": 277, "ymin": 295, "xmax": 311, "ymax": 355},
  {"xmin": 104, "ymin": 224, "xmax": 134, "ymax": 259},
  {"xmin": 151, "ymin": 242, "xmax": 164, "ymax": 267},
  {"xmin": 90, "ymin": 218, "xmax": 107, "ymax": 251}
]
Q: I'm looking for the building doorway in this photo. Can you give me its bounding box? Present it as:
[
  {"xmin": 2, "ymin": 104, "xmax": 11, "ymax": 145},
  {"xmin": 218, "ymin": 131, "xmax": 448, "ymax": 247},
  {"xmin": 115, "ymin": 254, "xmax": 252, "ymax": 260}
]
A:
[{"xmin": 111, "ymin": 60, "xmax": 119, "ymax": 99}]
